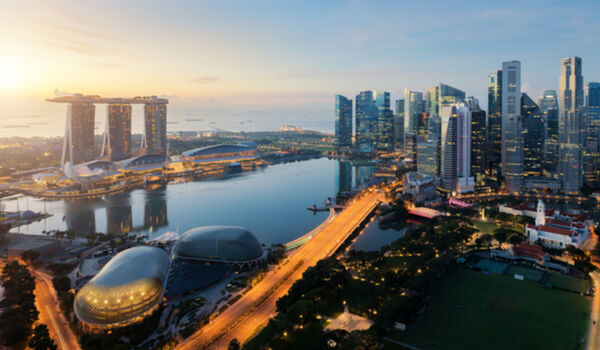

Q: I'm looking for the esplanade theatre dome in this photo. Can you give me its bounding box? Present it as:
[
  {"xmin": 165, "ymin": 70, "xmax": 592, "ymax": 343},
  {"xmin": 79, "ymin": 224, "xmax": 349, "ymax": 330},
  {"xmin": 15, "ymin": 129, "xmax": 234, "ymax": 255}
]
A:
[
  {"xmin": 172, "ymin": 226, "xmax": 263, "ymax": 263},
  {"xmin": 74, "ymin": 246, "xmax": 170, "ymax": 327}
]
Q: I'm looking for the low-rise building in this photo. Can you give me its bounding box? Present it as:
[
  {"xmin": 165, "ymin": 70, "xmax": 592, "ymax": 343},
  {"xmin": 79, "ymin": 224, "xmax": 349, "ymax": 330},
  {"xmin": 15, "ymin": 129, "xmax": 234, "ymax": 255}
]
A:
[
  {"xmin": 525, "ymin": 200, "xmax": 590, "ymax": 249},
  {"xmin": 402, "ymin": 172, "xmax": 439, "ymax": 204}
]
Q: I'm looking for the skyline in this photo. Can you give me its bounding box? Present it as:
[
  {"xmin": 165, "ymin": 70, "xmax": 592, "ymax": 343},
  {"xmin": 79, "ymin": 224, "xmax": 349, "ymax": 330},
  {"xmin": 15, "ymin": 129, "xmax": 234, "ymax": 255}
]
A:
[{"xmin": 2, "ymin": 0, "xmax": 600, "ymax": 137}]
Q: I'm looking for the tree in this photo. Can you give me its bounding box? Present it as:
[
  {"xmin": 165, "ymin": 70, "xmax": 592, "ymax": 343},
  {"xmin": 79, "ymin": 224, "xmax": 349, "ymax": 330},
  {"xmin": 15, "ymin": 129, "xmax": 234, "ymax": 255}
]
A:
[
  {"xmin": 508, "ymin": 233, "xmax": 526, "ymax": 246},
  {"xmin": 21, "ymin": 249, "xmax": 41, "ymax": 264},
  {"xmin": 28, "ymin": 324, "xmax": 57, "ymax": 350},
  {"xmin": 228, "ymin": 338, "xmax": 240, "ymax": 350},
  {"xmin": 52, "ymin": 275, "xmax": 71, "ymax": 293},
  {"xmin": 475, "ymin": 234, "xmax": 493, "ymax": 250}
]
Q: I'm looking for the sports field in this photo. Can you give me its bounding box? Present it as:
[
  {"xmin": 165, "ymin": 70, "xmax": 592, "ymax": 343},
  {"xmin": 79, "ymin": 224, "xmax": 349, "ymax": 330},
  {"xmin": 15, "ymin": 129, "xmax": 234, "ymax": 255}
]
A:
[{"xmin": 387, "ymin": 268, "xmax": 590, "ymax": 350}]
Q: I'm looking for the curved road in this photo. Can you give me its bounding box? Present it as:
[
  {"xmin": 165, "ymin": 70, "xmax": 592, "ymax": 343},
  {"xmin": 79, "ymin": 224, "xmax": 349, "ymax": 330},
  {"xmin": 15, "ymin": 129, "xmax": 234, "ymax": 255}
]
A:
[{"xmin": 176, "ymin": 190, "xmax": 383, "ymax": 349}]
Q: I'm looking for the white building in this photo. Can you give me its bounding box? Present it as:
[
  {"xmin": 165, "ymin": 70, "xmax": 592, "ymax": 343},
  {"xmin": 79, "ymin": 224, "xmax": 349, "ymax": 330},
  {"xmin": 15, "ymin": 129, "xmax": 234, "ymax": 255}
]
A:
[
  {"xmin": 525, "ymin": 200, "xmax": 590, "ymax": 249},
  {"xmin": 440, "ymin": 102, "xmax": 473, "ymax": 193}
]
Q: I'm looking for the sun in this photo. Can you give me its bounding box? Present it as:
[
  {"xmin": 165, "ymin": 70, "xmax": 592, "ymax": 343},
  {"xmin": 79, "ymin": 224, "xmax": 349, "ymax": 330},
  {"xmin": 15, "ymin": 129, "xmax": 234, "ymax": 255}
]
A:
[{"xmin": 0, "ymin": 59, "xmax": 20, "ymax": 91}]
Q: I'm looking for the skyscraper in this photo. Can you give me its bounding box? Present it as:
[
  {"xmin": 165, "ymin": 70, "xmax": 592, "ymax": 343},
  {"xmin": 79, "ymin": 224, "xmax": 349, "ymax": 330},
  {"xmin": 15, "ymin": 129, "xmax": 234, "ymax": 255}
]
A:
[
  {"xmin": 417, "ymin": 139, "xmax": 438, "ymax": 177},
  {"xmin": 501, "ymin": 61, "xmax": 523, "ymax": 192},
  {"xmin": 102, "ymin": 104, "xmax": 132, "ymax": 161},
  {"xmin": 374, "ymin": 91, "xmax": 393, "ymax": 152},
  {"xmin": 142, "ymin": 100, "xmax": 168, "ymax": 155},
  {"xmin": 487, "ymin": 70, "xmax": 502, "ymax": 175},
  {"xmin": 404, "ymin": 89, "xmax": 424, "ymax": 135},
  {"xmin": 404, "ymin": 132, "xmax": 417, "ymax": 165},
  {"xmin": 394, "ymin": 99, "xmax": 404, "ymax": 151},
  {"xmin": 355, "ymin": 91, "xmax": 378, "ymax": 154},
  {"xmin": 438, "ymin": 83, "xmax": 466, "ymax": 109},
  {"xmin": 62, "ymin": 103, "xmax": 96, "ymax": 166},
  {"xmin": 334, "ymin": 95, "xmax": 353, "ymax": 149},
  {"xmin": 470, "ymin": 107, "xmax": 487, "ymax": 186},
  {"xmin": 540, "ymin": 90, "xmax": 559, "ymax": 178},
  {"xmin": 440, "ymin": 103, "xmax": 473, "ymax": 193},
  {"xmin": 521, "ymin": 93, "xmax": 544, "ymax": 178},
  {"xmin": 584, "ymin": 82, "xmax": 600, "ymax": 187},
  {"xmin": 558, "ymin": 56, "xmax": 584, "ymax": 193}
]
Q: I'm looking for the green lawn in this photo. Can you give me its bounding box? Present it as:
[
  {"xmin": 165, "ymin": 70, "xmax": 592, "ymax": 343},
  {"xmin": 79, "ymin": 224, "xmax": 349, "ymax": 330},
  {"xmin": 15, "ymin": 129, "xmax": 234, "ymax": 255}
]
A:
[
  {"xmin": 546, "ymin": 273, "xmax": 590, "ymax": 294},
  {"xmin": 473, "ymin": 220, "xmax": 522, "ymax": 235},
  {"xmin": 388, "ymin": 268, "xmax": 591, "ymax": 350}
]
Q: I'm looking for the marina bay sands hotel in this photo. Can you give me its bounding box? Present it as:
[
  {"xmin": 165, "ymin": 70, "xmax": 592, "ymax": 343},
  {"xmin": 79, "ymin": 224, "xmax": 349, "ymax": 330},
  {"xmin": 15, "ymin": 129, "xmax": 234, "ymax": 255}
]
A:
[{"xmin": 47, "ymin": 94, "xmax": 168, "ymax": 165}]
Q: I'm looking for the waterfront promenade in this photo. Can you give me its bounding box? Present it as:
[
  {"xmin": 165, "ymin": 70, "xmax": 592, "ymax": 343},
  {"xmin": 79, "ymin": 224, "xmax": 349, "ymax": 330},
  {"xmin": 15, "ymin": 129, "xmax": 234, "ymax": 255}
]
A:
[{"xmin": 176, "ymin": 189, "xmax": 384, "ymax": 349}]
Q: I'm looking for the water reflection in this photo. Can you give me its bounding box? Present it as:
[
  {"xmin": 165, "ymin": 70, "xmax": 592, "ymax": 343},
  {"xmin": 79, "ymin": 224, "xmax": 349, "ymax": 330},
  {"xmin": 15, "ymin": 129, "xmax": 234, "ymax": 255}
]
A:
[
  {"xmin": 63, "ymin": 200, "xmax": 96, "ymax": 235},
  {"xmin": 144, "ymin": 185, "xmax": 168, "ymax": 232},
  {"xmin": 106, "ymin": 193, "xmax": 132, "ymax": 235}
]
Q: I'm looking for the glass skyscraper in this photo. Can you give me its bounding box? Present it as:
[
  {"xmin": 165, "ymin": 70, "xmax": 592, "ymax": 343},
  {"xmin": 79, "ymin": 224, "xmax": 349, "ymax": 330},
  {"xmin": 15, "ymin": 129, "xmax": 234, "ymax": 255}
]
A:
[
  {"xmin": 584, "ymin": 82, "xmax": 600, "ymax": 187},
  {"xmin": 521, "ymin": 93, "xmax": 544, "ymax": 178},
  {"xmin": 355, "ymin": 91, "xmax": 378, "ymax": 154},
  {"xmin": 417, "ymin": 139, "xmax": 438, "ymax": 177},
  {"xmin": 487, "ymin": 70, "xmax": 502, "ymax": 175},
  {"xmin": 470, "ymin": 107, "xmax": 487, "ymax": 185},
  {"xmin": 374, "ymin": 91, "xmax": 393, "ymax": 152},
  {"xmin": 404, "ymin": 89, "xmax": 424, "ymax": 135},
  {"xmin": 501, "ymin": 61, "xmax": 523, "ymax": 192},
  {"xmin": 559, "ymin": 56, "xmax": 584, "ymax": 193},
  {"xmin": 334, "ymin": 95, "xmax": 353, "ymax": 149},
  {"xmin": 394, "ymin": 99, "xmax": 404, "ymax": 151}
]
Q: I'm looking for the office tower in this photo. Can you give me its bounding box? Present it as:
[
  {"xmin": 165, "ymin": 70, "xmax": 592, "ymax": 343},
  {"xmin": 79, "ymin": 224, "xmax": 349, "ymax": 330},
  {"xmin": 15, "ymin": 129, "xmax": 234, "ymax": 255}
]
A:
[
  {"xmin": 102, "ymin": 104, "xmax": 132, "ymax": 161},
  {"xmin": 404, "ymin": 132, "xmax": 417, "ymax": 165},
  {"xmin": 488, "ymin": 70, "xmax": 502, "ymax": 174},
  {"xmin": 374, "ymin": 91, "xmax": 394, "ymax": 152},
  {"xmin": 425, "ymin": 86, "xmax": 438, "ymax": 116},
  {"xmin": 394, "ymin": 99, "xmax": 404, "ymax": 150},
  {"xmin": 558, "ymin": 56, "xmax": 584, "ymax": 193},
  {"xmin": 428, "ymin": 114, "xmax": 441, "ymax": 140},
  {"xmin": 404, "ymin": 89, "xmax": 424, "ymax": 134},
  {"xmin": 355, "ymin": 91, "xmax": 378, "ymax": 154},
  {"xmin": 334, "ymin": 95, "xmax": 353, "ymax": 149},
  {"xmin": 470, "ymin": 107, "xmax": 487, "ymax": 185},
  {"xmin": 62, "ymin": 103, "xmax": 96, "ymax": 166},
  {"xmin": 584, "ymin": 82, "xmax": 600, "ymax": 187},
  {"xmin": 142, "ymin": 100, "xmax": 168, "ymax": 155},
  {"xmin": 465, "ymin": 96, "xmax": 479, "ymax": 110},
  {"xmin": 521, "ymin": 93, "xmax": 544, "ymax": 178},
  {"xmin": 539, "ymin": 90, "xmax": 559, "ymax": 178},
  {"xmin": 417, "ymin": 139, "xmax": 438, "ymax": 177},
  {"xmin": 438, "ymin": 83, "xmax": 466, "ymax": 109},
  {"xmin": 440, "ymin": 103, "xmax": 473, "ymax": 192},
  {"xmin": 501, "ymin": 61, "xmax": 523, "ymax": 192}
]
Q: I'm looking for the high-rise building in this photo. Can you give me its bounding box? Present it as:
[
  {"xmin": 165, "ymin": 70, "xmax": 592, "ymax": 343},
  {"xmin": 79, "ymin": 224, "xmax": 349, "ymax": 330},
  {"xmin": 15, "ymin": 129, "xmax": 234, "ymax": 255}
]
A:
[
  {"xmin": 355, "ymin": 91, "xmax": 378, "ymax": 154},
  {"xmin": 440, "ymin": 103, "xmax": 473, "ymax": 193},
  {"xmin": 394, "ymin": 99, "xmax": 404, "ymax": 151},
  {"xmin": 374, "ymin": 91, "xmax": 394, "ymax": 152},
  {"xmin": 521, "ymin": 93, "xmax": 545, "ymax": 178},
  {"xmin": 102, "ymin": 104, "xmax": 132, "ymax": 161},
  {"xmin": 404, "ymin": 132, "xmax": 417, "ymax": 165},
  {"xmin": 501, "ymin": 61, "xmax": 523, "ymax": 192},
  {"xmin": 540, "ymin": 90, "xmax": 559, "ymax": 178},
  {"xmin": 334, "ymin": 95, "xmax": 353, "ymax": 149},
  {"xmin": 584, "ymin": 82, "xmax": 600, "ymax": 187},
  {"xmin": 62, "ymin": 103, "xmax": 96, "ymax": 166},
  {"xmin": 142, "ymin": 100, "xmax": 168, "ymax": 155},
  {"xmin": 471, "ymin": 107, "xmax": 487, "ymax": 186},
  {"xmin": 336, "ymin": 160, "xmax": 353, "ymax": 194},
  {"xmin": 404, "ymin": 89, "xmax": 424, "ymax": 135},
  {"xmin": 438, "ymin": 83, "xmax": 466, "ymax": 110},
  {"xmin": 558, "ymin": 56, "xmax": 584, "ymax": 193},
  {"xmin": 488, "ymin": 70, "xmax": 502, "ymax": 175},
  {"xmin": 417, "ymin": 139, "xmax": 439, "ymax": 177}
]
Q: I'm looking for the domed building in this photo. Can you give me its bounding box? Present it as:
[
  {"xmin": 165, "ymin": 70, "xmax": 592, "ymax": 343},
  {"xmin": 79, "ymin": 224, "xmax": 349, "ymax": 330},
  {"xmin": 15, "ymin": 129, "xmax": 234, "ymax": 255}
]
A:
[
  {"xmin": 172, "ymin": 226, "xmax": 264, "ymax": 266},
  {"xmin": 74, "ymin": 246, "xmax": 170, "ymax": 328},
  {"xmin": 165, "ymin": 226, "xmax": 265, "ymax": 297}
]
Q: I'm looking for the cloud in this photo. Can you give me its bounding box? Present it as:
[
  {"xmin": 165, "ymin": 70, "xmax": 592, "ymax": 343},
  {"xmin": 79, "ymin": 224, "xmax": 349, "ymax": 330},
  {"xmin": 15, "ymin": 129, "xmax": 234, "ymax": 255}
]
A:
[
  {"xmin": 81, "ymin": 62, "xmax": 123, "ymax": 69},
  {"xmin": 37, "ymin": 39, "xmax": 97, "ymax": 54},
  {"xmin": 29, "ymin": 19, "xmax": 130, "ymax": 45},
  {"xmin": 190, "ymin": 77, "xmax": 219, "ymax": 84}
]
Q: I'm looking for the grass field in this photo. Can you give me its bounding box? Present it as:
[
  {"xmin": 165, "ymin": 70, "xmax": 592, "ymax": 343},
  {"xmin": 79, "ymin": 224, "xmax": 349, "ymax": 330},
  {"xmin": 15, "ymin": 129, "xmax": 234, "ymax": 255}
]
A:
[
  {"xmin": 387, "ymin": 268, "xmax": 591, "ymax": 350},
  {"xmin": 546, "ymin": 273, "xmax": 590, "ymax": 294},
  {"xmin": 473, "ymin": 220, "xmax": 522, "ymax": 235}
]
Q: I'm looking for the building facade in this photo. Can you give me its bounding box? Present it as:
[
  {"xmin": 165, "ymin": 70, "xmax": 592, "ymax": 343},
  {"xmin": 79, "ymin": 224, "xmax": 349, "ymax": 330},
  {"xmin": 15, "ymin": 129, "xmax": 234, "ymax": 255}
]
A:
[
  {"xmin": 584, "ymin": 82, "xmax": 600, "ymax": 188},
  {"xmin": 142, "ymin": 101, "xmax": 168, "ymax": 155},
  {"xmin": 521, "ymin": 93, "xmax": 545, "ymax": 178},
  {"xmin": 488, "ymin": 70, "xmax": 502, "ymax": 175},
  {"xmin": 355, "ymin": 91, "xmax": 378, "ymax": 155},
  {"xmin": 501, "ymin": 61, "xmax": 523, "ymax": 192},
  {"xmin": 335, "ymin": 95, "xmax": 353, "ymax": 149},
  {"xmin": 470, "ymin": 107, "xmax": 487, "ymax": 188},
  {"xmin": 394, "ymin": 99, "xmax": 404, "ymax": 151},
  {"xmin": 558, "ymin": 57, "xmax": 584, "ymax": 193},
  {"xmin": 102, "ymin": 104, "xmax": 132, "ymax": 161},
  {"xmin": 374, "ymin": 91, "xmax": 394, "ymax": 152},
  {"xmin": 62, "ymin": 103, "xmax": 96, "ymax": 166}
]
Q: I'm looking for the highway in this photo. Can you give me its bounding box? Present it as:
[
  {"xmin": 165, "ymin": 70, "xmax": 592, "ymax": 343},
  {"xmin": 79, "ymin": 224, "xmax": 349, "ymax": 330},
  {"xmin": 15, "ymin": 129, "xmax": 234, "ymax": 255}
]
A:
[
  {"xmin": 33, "ymin": 269, "xmax": 81, "ymax": 350},
  {"xmin": 176, "ymin": 189, "xmax": 383, "ymax": 349}
]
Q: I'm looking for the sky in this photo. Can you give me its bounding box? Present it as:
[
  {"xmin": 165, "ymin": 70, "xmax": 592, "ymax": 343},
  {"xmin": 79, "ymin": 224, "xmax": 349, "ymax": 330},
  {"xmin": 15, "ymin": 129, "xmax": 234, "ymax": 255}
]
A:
[{"xmin": 1, "ymin": 0, "xmax": 600, "ymax": 136}]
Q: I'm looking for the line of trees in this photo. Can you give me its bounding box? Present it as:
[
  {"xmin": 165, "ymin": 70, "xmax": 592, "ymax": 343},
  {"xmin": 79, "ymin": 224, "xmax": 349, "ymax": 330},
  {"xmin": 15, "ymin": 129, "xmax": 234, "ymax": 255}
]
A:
[{"xmin": 0, "ymin": 261, "xmax": 39, "ymax": 345}]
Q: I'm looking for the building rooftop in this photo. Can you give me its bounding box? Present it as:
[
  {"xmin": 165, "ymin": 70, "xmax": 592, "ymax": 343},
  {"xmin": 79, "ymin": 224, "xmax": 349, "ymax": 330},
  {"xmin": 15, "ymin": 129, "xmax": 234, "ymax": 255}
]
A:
[
  {"xmin": 46, "ymin": 94, "xmax": 168, "ymax": 104},
  {"xmin": 173, "ymin": 226, "xmax": 263, "ymax": 262}
]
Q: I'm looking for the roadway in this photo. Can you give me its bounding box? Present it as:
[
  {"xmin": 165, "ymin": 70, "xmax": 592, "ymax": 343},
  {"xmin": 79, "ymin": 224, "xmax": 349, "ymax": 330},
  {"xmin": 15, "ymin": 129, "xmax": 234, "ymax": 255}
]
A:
[
  {"xmin": 176, "ymin": 189, "xmax": 383, "ymax": 349},
  {"xmin": 33, "ymin": 269, "xmax": 81, "ymax": 350}
]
